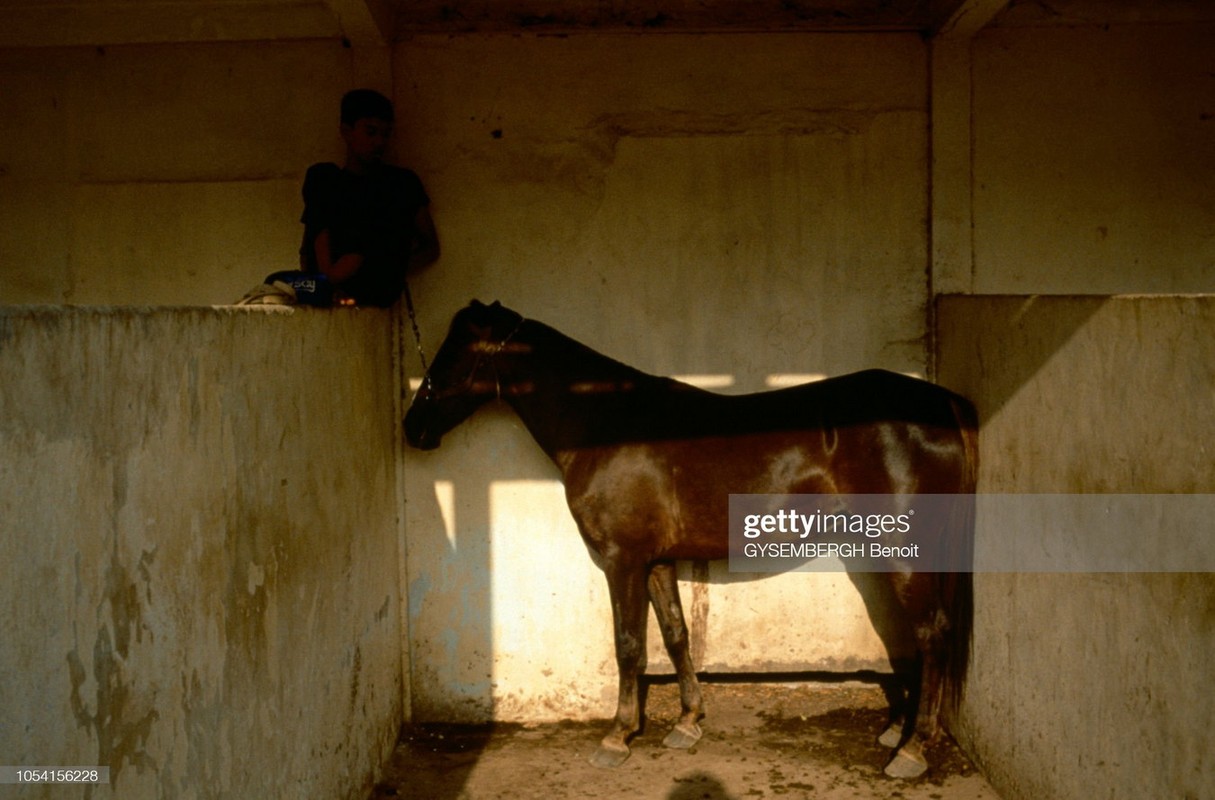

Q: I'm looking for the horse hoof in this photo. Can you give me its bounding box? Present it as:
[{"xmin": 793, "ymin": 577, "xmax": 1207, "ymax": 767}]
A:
[
  {"xmin": 883, "ymin": 749, "xmax": 928, "ymax": 779},
  {"xmin": 877, "ymin": 722, "xmax": 903, "ymax": 749},
  {"xmin": 662, "ymin": 722, "xmax": 703, "ymax": 750},
  {"xmin": 588, "ymin": 742, "xmax": 631, "ymax": 769}
]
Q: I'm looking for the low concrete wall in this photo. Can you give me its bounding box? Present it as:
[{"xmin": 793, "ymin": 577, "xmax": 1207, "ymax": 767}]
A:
[
  {"xmin": 0, "ymin": 307, "xmax": 404, "ymax": 799},
  {"xmin": 936, "ymin": 295, "xmax": 1214, "ymax": 800}
]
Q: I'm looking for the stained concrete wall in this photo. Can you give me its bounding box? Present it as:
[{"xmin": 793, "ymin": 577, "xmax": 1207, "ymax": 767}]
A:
[
  {"xmin": 936, "ymin": 295, "xmax": 1215, "ymax": 800},
  {"xmin": 395, "ymin": 32, "xmax": 930, "ymax": 721},
  {"xmin": 0, "ymin": 307, "xmax": 404, "ymax": 799}
]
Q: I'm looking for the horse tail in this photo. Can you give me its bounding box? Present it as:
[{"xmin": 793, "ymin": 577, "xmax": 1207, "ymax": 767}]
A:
[{"xmin": 940, "ymin": 394, "xmax": 978, "ymax": 716}]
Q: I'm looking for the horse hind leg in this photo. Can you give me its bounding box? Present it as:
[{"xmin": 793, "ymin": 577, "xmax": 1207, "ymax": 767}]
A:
[
  {"xmin": 877, "ymin": 661, "xmax": 918, "ymax": 749},
  {"xmin": 878, "ymin": 718, "xmax": 907, "ymax": 750},
  {"xmin": 589, "ymin": 559, "xmax": 650, "ymax": 769},
  {"xmin": 884, "ymin": 614, "xmax": 949, "ymax": 779},
  {"xmin": 647, "ymin": 561, "xmax": 704, "ymax": 749}
]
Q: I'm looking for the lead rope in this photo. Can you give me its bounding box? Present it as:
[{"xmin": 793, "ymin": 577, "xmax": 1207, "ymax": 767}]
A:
[{"xmin": 402, "ymin": 278, "xmax": 429, "ymax": 380}]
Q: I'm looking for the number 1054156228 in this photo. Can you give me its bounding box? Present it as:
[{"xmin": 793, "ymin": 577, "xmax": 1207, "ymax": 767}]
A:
[{"xmin": 0, "ymin": 767, "xmax": 109, "ymax": 784}]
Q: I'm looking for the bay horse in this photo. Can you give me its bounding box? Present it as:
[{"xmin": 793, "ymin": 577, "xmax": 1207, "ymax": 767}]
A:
[{"xmin": 404, "ymin": 300, "xmax": 977, "ymax": 779}]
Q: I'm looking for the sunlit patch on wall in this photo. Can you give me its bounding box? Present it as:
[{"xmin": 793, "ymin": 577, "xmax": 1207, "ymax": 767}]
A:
[
  {"xmin": 673, "ymin": 374, "xmax": 735, "ymax": 389},
  {"xmin": 764, "ymin": 373, "xmax": 826, "ymax": 388},
  {"xmin": 434, "ymin": 479, "xmax": 456, "ymax": 549}
]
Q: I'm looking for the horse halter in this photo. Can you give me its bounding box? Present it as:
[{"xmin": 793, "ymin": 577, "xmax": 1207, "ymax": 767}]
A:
[
  {"xmin": 415, "ymin": 314, "xmax": 526, "ymax": 402},
  {"xmin": 485, "ymin": 316, "xmax": 527, "ymax": 399}
]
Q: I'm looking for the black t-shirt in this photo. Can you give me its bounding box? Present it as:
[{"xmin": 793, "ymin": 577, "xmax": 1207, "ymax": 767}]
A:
[{"xmin": 299, "ymin": 162, "xmax": 430, "ymax": 307}]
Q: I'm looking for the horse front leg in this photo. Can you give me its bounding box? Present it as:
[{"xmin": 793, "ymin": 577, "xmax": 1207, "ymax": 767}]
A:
[
  {"xmin": 647, "ymin": 561, "xmax": 704, "ymax": 749},
  {"xmin": 589, "ymin": 559, "xmax": 650, "ymax": 768}
]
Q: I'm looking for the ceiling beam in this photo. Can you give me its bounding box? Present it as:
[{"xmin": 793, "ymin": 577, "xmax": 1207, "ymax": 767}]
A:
[
  {"xmin": 930, "ymin": 0, "xmax": 1009, "ymax": 39},
  {"xmin": 323, "ymin": 0, "xmax": 396, "ymax": 47},
  {"xmin": 926, "ymin": 0, "xmax": 1008, "ymax": 299}
]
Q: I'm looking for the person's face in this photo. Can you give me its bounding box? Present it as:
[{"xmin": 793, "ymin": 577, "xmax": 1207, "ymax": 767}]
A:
[{"xmin": 341, "ymin": 117, "xmax": 393, "ymax": 169}]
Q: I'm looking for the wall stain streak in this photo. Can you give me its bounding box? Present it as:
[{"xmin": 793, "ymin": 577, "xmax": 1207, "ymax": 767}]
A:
[{"xmin": 67, "ymin": 626, "xmax": 160, "ymax": 792}]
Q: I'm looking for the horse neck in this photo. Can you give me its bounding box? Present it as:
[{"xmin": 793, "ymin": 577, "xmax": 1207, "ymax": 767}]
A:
[{"xmin": 496, "ymin": 321, "xmax": 661, "ymax": 460}]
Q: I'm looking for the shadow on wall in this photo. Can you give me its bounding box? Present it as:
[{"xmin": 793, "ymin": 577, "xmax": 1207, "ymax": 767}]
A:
[
  {"xmin": 403, "ymin": 421, "xmax": 507, "ymax": 723},
  {"xmin": 397, "ymin": 406, "xmax": 548, "ymax": 800},
  {"xmin": 934, "ymin": 294, "xmax": 1106, "ymax": 422}
]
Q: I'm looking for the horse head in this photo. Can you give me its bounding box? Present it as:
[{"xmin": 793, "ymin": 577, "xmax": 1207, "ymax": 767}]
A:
[{"xmin": 404, "ymin": 300, "xmax": 526, "ymax": 450}]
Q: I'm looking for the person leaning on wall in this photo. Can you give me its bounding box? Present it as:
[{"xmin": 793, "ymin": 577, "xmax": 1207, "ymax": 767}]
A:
[{"xmin": 239, "ymin": 88, "xmax": 439, "ymax": 307}]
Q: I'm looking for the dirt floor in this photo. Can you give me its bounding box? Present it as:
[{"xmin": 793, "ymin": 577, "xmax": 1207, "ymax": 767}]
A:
[{"xmin": 371, "ymin": 679, "xmax": 1001, "ymax": 800}]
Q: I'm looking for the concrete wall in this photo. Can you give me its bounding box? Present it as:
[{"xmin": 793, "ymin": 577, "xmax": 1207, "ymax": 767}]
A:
[
  {"xmin": 3, "ymin": 15, "xmax": 1210, "ymax": 305},
  {"xmin": 936, "ymin": 295, "xmax": 1214, "ymax": 800},
  {"xmin": 0, "ymin": 307, "xmax": 404, "ymax": 799},
  {"xmin": 0, "ymin": 40, "xmax": 364, "ymax": 305},
  {"xmin": 395, "ymin": 32, "xmax": 930, "ymax": 721},
  {"xmin": 969, "ymin": 18, "xmax": 1215, "ymax": 293},
  {"xmin": 942, "ymin": 20, "xmax": 1215, "ymax": 796}
]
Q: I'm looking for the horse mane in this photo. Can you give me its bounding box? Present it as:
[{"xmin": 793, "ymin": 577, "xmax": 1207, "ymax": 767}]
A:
[
  {"xmin": 519, "ymin": 318, "xmax": 701, "ymax": 396},
  {"xmin": 474, "ymin": 300, "xmax": 974, "ymax": 451}
]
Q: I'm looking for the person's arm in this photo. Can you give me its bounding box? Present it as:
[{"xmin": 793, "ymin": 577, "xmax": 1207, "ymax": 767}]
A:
[
  {"xmin": 313, "ymin": 229, "xmax": 364, "ymax": 283},
  {"xmin": 408, "ymin": 205, "xmax": 440, "ymax": 272},
  {"xmin": 300, "ymin": 163, "xmax": 367, "ymax": 280}
]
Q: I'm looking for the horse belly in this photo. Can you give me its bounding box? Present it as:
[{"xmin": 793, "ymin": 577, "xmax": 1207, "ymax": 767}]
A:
[
  {"xmin": 657, "ymin": 435, "xmax": 839, "ymax": 558},
  {"xmin": 659, "ymin": 421, "xmax": 968, "ymax": 557},
  {"xmin": 560, "ymin": 419, "xmax": 966, "ymax": 562}
]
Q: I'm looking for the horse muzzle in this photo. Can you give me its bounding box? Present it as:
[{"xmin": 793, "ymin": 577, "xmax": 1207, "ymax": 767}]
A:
[
  {"xmin": 403, "ymin": 407, "xmax": 442, "ymax": 450},
  {"xmin": 404, "ymin": 423, "xmax": 442, "ymax": 451}
]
